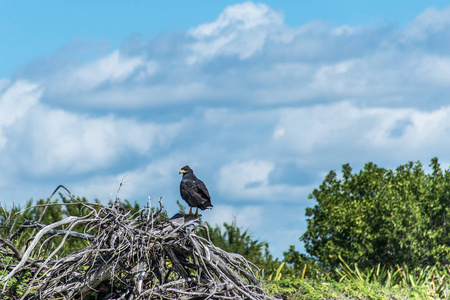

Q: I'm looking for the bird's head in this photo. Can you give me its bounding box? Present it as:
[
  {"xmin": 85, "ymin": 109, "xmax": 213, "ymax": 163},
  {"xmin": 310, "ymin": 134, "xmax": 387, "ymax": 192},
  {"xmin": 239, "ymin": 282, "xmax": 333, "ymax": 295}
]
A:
[{"xmin": 179, "ymin": 165, "xmax": 193, "ymax": 175}]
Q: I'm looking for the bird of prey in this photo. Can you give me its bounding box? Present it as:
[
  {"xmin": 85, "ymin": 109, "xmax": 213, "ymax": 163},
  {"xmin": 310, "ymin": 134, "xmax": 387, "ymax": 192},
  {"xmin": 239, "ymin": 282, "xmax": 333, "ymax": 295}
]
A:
[{"xmin": 179, "ymin": 165, "xmax": 212, "ymax": 217}]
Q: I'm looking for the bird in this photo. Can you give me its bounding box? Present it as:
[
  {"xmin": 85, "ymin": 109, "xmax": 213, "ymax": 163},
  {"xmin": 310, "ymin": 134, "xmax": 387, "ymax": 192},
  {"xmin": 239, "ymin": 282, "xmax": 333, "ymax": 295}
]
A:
[{"xmin": 179, "ymin": 165, "xmax": 212, "ymax": 217}]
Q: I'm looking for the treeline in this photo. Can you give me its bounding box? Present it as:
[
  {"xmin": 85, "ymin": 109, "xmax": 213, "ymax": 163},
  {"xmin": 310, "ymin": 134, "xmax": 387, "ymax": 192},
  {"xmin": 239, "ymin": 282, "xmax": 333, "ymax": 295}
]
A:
[{"xmin": 301, "ymin": 157, "xmax": 450, "ymax": 270}]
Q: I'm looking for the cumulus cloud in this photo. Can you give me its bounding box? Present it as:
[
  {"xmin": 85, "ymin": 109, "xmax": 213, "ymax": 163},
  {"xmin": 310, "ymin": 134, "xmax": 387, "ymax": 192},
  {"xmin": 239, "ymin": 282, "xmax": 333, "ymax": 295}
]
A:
[
  {"xmin": 218, "ymin": 160, "xmax": 309, "ymax": 202},
  {"xmin": 4, "ymin": 2, "xmax": 450, "ymax": 258},
  {"xmin": 68, "ymin": 51, "xmax": 147, "ymax": 88},
  {"xmin": 14, "ymin": 2, "xmax": 450, "ymax": 112},
  {"xmin": 69, "ymin": 156, "xmax": 183, "ymax": 206},
  {"xmin": 270, "ymin": 102, "xmax": 450, "ymax": 168},
  {"xmin": 203, "ymin": 204, "xmax": 264, "ymax": 230},
  {"xmin": 46, "ymin": 50, "xmax": 155, "ymax": 97},
  {"xmin": 2, "ymin": 105, "xmax": 183, "ymax": 176},
  {"xmin": 403, "ymin": 6, "xmax": 450, "ymax": 42},
  {"xmin": 0, "ymin": 80, "xmax": 41, "ymax": 147},
  {"xmin": 200, "ymin": 202, "xmax": 306, "ymax": 257},
  {"xmin": 187, "ymin": 2, "xmax": 287, "ymax": 63}
]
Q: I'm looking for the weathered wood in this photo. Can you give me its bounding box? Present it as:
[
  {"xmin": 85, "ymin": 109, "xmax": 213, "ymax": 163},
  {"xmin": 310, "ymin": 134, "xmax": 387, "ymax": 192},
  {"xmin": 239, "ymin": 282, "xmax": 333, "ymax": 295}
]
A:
[
  {"xmin": 0, "ymin": 194, "xmax": 274, "ymax": 300},
  {"xmin": 20, "ymin": 219, "xmax": 95, "ymax": 241},
  {"xmin": 1, "ymin": 216, "xmax": 83, "ymax": 285}
]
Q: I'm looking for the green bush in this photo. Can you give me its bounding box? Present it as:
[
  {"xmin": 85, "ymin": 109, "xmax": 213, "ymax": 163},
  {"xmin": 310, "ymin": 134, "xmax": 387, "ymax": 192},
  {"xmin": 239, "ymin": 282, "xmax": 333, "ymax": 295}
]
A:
[{"xmin": 301, "ymin": 158, "xmax": 450, "ymax": 269}]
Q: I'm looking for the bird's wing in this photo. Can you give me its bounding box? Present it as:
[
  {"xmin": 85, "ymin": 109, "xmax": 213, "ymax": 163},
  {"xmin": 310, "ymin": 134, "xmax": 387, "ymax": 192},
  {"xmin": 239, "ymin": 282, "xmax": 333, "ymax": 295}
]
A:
[
  {"xmin": 181, "ymin": 180, "xmax": 194, "ymax": 199},
  {"xmin": 195, "ymin": 179, "xmax": 211, "ymax": 200},
  {"xmin": 181, "ymin": 180, "xmax": 203, "ymax": 203}
]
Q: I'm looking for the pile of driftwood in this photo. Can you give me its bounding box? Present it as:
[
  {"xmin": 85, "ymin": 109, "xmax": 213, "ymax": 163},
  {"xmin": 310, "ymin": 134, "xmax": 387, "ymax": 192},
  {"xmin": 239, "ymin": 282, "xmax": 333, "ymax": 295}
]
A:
[{"xmin": 0, "ymin": 186, "xmax": 273, "ymax": 299}]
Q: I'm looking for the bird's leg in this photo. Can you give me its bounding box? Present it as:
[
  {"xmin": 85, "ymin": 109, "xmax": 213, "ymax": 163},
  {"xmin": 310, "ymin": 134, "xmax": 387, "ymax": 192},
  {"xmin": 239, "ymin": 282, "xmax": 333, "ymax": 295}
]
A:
[
  {"xmin": 185, "ymin": 207, "xmax": 193, "ymax": 217},
  {"xmin": 195, "ymin": 207, "xmax": 201, "ymax": 218}
]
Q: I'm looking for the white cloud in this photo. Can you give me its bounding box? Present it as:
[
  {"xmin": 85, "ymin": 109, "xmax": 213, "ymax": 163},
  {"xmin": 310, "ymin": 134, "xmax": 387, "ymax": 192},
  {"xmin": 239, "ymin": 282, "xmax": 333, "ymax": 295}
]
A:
[
  {"xmin": 2, "ymin": 104, "xmax": 183, "ymax": 176},
  {"xmin": 69, "ymin": 157, "xmax": 183, "ymax": 205},
  {"xmin": 48, "ymin": 50, "xmax": 152, "ymax": 95},
  {"xmin": 191, "ymin": 2, "xmax": 282, "ymax": 36},
  {"xmin": 332, "ymin": 25, "xmax": 358, "ymax": 36},
  {"xmin": 368, "ymin": 106, "xmax": 450, "ymax": 153},
  {"xmin": 218, "ymin": 160, "xmax": 309, "ymax": 201},
  {"xmin": 0, "ymin": 81, "xmax": 41, "ymax": 147},
  {"xmin": 403, "ymin": 6, "xmax": 450, "ymax": 41},
  {"xmin": 203, "ymin": 204, "xmax": 263, "ymax": 231},
  {"xmin": 76, "ymin": 50, "xmax": 144, "ymax": 83},
  {"xmin": 219, "ymin": 159, "xmax": 274, "ymax": 188},
  {"xmin": 412, "ymin": 55, "xmax": 450, "ymax": 86},
  {"xmin": 0, "ymin": 79, "xmax": 9, "ymax": 91},
  {"xmin": 271, "ymin": 102, "xmax": 450, "ymax": 167},
  {"xmin": 16, "ymin": 3, "xmax": 450, "ymax": 111},
  {"xmin": 272, "ymin": 102, "xmax": 362, "ymax": 153},
  {"xmin": 187, "ymin": 2, "xmax": 287, "ymax": 63},
  {"xmin": 64, "ymin": 82, "xmax": 212, "ymax": 108},
  {"xmin": 5, "ymin": 2, "xmax": 450, "ymax": 259}
]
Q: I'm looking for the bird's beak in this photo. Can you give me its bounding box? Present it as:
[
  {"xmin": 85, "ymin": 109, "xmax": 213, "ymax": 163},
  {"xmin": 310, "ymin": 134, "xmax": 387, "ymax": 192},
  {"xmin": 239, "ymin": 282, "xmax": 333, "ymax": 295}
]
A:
[{"xmin": 179, "ymin": 169, "xmax": 186, "ymax": 174}]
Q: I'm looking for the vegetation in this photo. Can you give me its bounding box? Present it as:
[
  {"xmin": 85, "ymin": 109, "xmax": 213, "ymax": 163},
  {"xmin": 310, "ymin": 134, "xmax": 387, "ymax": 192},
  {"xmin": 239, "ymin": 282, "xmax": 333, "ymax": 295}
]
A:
[
  {"xmin": 0, "ymin": 192, "xmax": 277, "ymax": 299},
  {"xmin": 264, "ymin": 277, "xmax": 441, "ymax": 300},
  {"xmin": 0, "ymin": 197, "xmax": 271, "ymax": 299},
  {"xmin": 2, "ymin": 158, "xmax": 450, "ymax": 299},
  {"xmin": 263, "ymin": 258, "xmax": 449, "ymax": 299},
  {"xmin": 301, "ymin": 158, "xmax": 450, "ymax": 269},
  {"xmin": 269, "ymin": 157, "xmax": 450, "ymax": 299},
  {"xmin": 261, "ymin": 251, "xmax": 450, "ymax": 299}
]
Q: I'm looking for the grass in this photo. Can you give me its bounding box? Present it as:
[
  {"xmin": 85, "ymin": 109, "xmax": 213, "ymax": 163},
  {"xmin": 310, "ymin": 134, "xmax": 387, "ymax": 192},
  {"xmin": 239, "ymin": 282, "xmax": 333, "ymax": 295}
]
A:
[
  {"xmin": 264, "ymin": 277, "xmax": 441, "ymax": 299},
  {"xmin": 262, "ymin": 257, "xmax": 450, "ymax": 299}
]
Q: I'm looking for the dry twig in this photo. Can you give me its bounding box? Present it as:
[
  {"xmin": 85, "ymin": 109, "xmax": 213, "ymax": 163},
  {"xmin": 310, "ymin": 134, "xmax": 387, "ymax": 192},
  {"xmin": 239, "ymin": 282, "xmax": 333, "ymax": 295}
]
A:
[{"xmin": 0, "ymin": 187, "xmax": 273, "ymax": 300}]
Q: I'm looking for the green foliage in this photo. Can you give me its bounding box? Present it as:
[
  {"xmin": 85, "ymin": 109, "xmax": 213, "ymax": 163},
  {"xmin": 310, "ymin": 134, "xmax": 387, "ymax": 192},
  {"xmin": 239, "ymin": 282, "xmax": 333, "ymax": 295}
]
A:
[
  {"xmin": 263, "ymin": 256, "xmax": 448, "ymax": 299},
  {"xmin": 264, "ymin": 276, "xmax": 441, "ymax": 300},
  {"xmin": 0, "ymin": 252, "xmax": 37, "ymax": 298},
  {"xmin": 263, "ymin": 254, "xmax": 449, "ymax": 299},
  {"xmin": 3, "ymin": 192, "xmax": 450, "ymax": 299},
  {"xmin": 176, "ymin": 199, "xmax": 187, "ymax": 215},
  {"xmin": 283, "ymin": 245, "xmax": 326, "ymax": 279},
  {"xmin": 301, "ymin": 158, "xmax": 450, "ymax": 269},
  {"xmin": 335, "ymin": 256, "xmax": 450, "ymax": 298}
]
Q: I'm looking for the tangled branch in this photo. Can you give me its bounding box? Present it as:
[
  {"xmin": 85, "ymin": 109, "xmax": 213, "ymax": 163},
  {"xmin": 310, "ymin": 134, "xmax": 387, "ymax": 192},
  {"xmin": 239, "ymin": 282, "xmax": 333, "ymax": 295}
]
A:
[{"xmin": 0, "ymin": 187, "xmax": 273, "ymax": 300}]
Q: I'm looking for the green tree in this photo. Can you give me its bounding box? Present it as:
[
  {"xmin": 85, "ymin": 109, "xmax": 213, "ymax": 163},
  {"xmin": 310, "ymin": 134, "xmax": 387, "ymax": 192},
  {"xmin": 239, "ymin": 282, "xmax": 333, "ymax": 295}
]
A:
[{"xmin": 301, "ymin": 158, "xmax": 450, "ymax": 269}]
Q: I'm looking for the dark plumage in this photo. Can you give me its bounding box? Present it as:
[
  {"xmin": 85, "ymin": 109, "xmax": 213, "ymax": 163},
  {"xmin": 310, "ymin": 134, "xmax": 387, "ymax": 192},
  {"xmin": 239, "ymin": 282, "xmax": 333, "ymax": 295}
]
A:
[{"xmin": 179, "ymin": 165, "xmax": 212, "ymax": 217}]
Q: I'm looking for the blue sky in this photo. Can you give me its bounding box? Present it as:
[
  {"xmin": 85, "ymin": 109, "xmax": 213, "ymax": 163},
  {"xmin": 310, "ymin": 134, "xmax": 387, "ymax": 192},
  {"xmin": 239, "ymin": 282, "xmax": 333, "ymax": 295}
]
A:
[
  {"xmin": 1, "ymin": 1, "xmax": 450, "ymax": 258},
  {"xmin": 3, "ymin": 0, "xmax": 450, "ymax": 79}
]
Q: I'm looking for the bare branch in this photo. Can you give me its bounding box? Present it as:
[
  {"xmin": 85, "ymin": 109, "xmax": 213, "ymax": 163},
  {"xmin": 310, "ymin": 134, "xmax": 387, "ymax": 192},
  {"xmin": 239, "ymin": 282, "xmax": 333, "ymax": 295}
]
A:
[
  {"xmin": 2, "ymin": 216, "xmax": 89, "ymax": 285},
  {"xmin": 19, "ymin": 220, "xmax": 94, "ymax": 241},
  {"xmin": 1, "ymin": 194, "xmax": 274, "ymax": 299}
]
